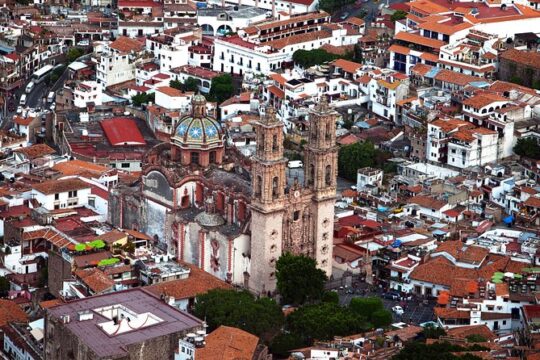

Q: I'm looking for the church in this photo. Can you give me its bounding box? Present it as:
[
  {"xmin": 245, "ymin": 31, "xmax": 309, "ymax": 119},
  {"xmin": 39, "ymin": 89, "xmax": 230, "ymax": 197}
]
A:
[{"xmin": 110, "ymin": 94, "xmax": 338, "ymax": 294}]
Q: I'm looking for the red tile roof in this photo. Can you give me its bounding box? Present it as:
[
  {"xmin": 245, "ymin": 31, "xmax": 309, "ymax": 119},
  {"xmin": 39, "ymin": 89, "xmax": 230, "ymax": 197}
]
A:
[
  {"xmin": 0, "ymin": 299, "xmax": 28, "ymax": 326},
  {"xmin": 100, "ymin": 118, "xmax": 146, "ymax": 146},
  {"xmin": 33, "ymin": 178, "xmax": 89, "ymax": 195},
  {"xmin": 146, "ymin": 263, "xmax": 231, "ymax": 300},
  {"xmin": 196, "ymin": 326, "xmax": 260, "ymax": 360}
]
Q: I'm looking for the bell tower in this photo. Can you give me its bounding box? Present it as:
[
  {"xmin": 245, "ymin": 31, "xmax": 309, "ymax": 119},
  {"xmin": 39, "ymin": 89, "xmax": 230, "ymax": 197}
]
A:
[
  {"xmin": 250, "ymin": 106, "xmax": 287, "ymax": 295},
  {"xmin": 305, "ymin": 96, "xmax": 338, "ymax": 277}
]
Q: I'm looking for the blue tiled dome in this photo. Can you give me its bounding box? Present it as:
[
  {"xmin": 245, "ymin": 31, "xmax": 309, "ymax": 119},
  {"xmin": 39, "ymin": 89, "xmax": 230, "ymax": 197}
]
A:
[{"xmin": 172, "ymin": 97, "xmax": 224, "ymax": 149}]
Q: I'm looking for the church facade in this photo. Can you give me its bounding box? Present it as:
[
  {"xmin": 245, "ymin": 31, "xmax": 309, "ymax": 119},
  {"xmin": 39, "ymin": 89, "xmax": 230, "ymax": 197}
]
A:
[{"xmin": 110, "ymin": 94, "xmax": 338, "ymax": 294}]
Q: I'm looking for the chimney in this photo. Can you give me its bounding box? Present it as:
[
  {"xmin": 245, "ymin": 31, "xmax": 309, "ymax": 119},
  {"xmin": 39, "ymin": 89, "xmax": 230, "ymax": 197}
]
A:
[{"xmin": 272, "ymin": 0, "xmax": 276, "ymax": 18}]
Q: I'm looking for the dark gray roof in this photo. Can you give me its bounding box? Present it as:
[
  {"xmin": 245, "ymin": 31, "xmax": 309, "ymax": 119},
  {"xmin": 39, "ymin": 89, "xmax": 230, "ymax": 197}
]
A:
[{"xmin": 47, "ymin": 289, "xmax": 201, "ymax": 358}]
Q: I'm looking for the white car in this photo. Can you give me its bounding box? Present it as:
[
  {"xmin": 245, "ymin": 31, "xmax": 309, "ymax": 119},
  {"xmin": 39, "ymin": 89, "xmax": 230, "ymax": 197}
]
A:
[
  {"xmin": 50, "ymin": 102, "xmax": 56, "ymax": 111},
  {"xmin": 16, "ymin": 106, "xmax": 23, "ymax": 114},
  {"xmin": 392, "ymin": 306, "xmax": 404, "ymax": 316}
]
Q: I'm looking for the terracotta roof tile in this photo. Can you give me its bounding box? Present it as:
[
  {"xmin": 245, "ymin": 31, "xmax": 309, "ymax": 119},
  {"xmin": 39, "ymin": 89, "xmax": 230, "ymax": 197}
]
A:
[
  {"xmin": 408, "ymin": 195, "xmax": 447, "ymax": 210},
  {"xmin": 13, "ymin": 144, "xmax": 55, "ymax": 159},
  {"xmin": 395, "ymin": 31, "xmax": 445, "ymax": 49},
  {"xmin": 146, "ymin": 263, "xmax": 231, "ymax": 300},
  {"xmin": 75, "ymin": 268, "xmax": 115, "ymax": 294},
  {"xmin": 0, "ymin": 299, "xmax": 28, "ymax": 326},
  {"xmin": 332, "ymin": 58, "xmax": 362, "ymax": 74},
  {"xmin": 33, "ymin": 178, "xmax": 89, "ymax": 195},
  {"xmin": 197, "ymin": 326, "xmax": 259, "ymax": 360},
  {"xmin": 110, "ymin": 36, "xmax": 144, "ymax": 53}
]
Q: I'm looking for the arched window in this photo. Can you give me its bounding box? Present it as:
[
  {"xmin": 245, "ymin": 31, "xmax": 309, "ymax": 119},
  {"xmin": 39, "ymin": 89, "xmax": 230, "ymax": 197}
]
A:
[
  {"xmin": 190, "ymin": 152, "xmax": 199, "ymax": 165},
  {"xmin": 256, "ymin": 175, "xmax": 262, "ymax": 196},
  {"xmin": 272, "ymin": 177, "xmax": 279, "ymax": 198},
  {"xmin": 325, "ymin": 123, "xmax": 331, "ymax": 140},
  {"xmin": 309, "ymin": 164, "xmax": 315, "ymax": 186},
  {"xmin": 209, "ymin": 151, "xmax": 216, "ymax": 164},
  {"xmin": 325, "ymin": 165, "xmax": 332, "ymax": 185},
  {"xmin": 272, "ymin": 134, "xmax": 278, "ymax": 151},
  {"xmin": 259, "ymin": 134, "xmax": 265, "ymax": 151}
]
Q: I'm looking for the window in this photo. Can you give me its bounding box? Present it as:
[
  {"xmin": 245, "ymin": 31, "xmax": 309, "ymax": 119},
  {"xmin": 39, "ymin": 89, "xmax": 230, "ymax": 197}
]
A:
[
  {"xmin": 121, "ymin": 163, "xmax": 130, "ymax": 168},
  {"xmin": 272, "ymin": 177, "xmax": 279, "ymax": 198},
  {"xmin": 68, "ymin": 190, "xmax": 78, "ymax": 198},
  {"xmin": 256, "ymin": 176, "xmax": 262, "ymax": 196},
  {"xmin": 325, "ymin": 165, "xmax": 332, "ymax": 186},
  {"xmin": 88, "ymin": 197, "xmax": 96, "ymax": 208},
  {"xmin": 54, "ymin": 193, "xmax": 59, "ymax": 200},
  {"xmin": 190, "ymin": 152, "xmax": 199, "ymax": 165},
  {"xmin": 209, "ymin": 151, "xmax": 216, "ymax": 164},
  {"xmin": 293, "ymin": 210, "xmax": 300, "ymax": 221}
]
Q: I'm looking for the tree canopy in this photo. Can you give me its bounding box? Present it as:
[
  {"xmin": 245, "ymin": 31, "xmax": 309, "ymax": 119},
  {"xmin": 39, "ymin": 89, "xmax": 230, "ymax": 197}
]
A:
[
  {"xmin": 287, "ymin": 302, "xmax": 371, "ymax": 344},
  {"xmin": 318, "ymin": 0, "xmax": 355, "ymax": 14},
  {"xmin": 514, "ymin": 137, "xmax": 540, "ymax": 159},
  {"xmin": 349, "ymin": 297, "xmax": 393, "ymax": 328},
  {"xmin": 391, "ymin": 10, "xmax": 408, "ymax": 22},
  {"xmin": 292, "ymin": 49, "xmax": 340, "ymax": 68},
  {"xmin": 131, "ymin": 92, "xmax": 155, "ymax": 107},
  {"xmin": 170, "ymin": 77, "xmax": 199, "ymax": 93},
  {"xmin": 193, "ymin": 289, "xmax": 284, "ymax": 341},
  {"xmin": 209, "ymin": 74, "xmax": 234, "ymax": 104},
  {"xmin": 67, "ymin": 47, "xmax": 85, "ymax": 63},
  {"xmin": 276, "ymin": 253, "xmax": 327, "ymax": 305},
  {"xmin": 338, "ymin": 141, "xmax": 377, "ymax": 181}
]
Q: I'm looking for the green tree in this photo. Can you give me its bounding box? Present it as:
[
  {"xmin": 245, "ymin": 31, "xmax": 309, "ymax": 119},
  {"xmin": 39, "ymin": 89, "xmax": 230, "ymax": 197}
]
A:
[
  {"xmin": 209, "ymin": 74, "xmax": 234, "ymax": 104},
  {"xmin": 465, "ymin": 334, "xmax": 487, "ymax": 343},
  {"xmin": 338, "ymin": 141, "xmax": 377, "ymax": 181},
  {"xmin": 184, "ymin": 77, "xmax": 199, "ymax": 92},
  {"xmin": 321, "ymin": 290, "xmax": 339, "ymax": 304},
  {"xmin": 318, "ymin": 0, "xmax": 355, "ymax": 13},
  {"xmin": 276, "ymin": 253, "xmax": 327, "ymax": 305},
  {"xmin": 422, "ymin": 324, "xmax": 446, "ymax": 339},
  {"xmin": 287, "ymin": 302, "xmax": 370, "ymax": 344},
  {"xmin": 170, "ymin": 77, "xmax": 199, "ymax": 92},
  {"xmin": 67, "ymin": 47, "xmax": 84, "ymax": 63},
  {"xmin": 391, "ymin": 10, "xmax": 408, "ymax": 22},
  {"xmin": 193, "ymin": 289, "xmax": 284, "ymax": 341},
  {"xmin": 371, "ymin": 309, "xmax": 393, "ymax": 328},
  {"xmin": 131, "ymin": 92, "xmax": 155, "ymax": 107},
  {"xmin": 514, "ymin": 137, "xmax": 540, "ymax": 159},
  {"xmin": 533, "ymin": 80, "xmax": 540, "ymax": 90},
  {"xmin": 269, "ymin": 333, "xmax": 306, "ymax": 358},
  {"xmin": 292, "ymin": 49, "xmax": 340, "ymax": 68},
  {"xmin": 0, "ymin": 276, "xmax": 10, "ymax": 297},
  {"xmin": 170, "ymin": 79, "xmax": 183, "ymax": 90},
  {"xmin": 509, "ymin": 75, "xmax": 523, "ymax": 85}
]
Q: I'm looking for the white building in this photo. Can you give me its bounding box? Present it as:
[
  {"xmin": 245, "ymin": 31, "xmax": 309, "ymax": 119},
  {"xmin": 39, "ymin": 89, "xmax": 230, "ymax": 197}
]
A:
[
  {"xmin": 207, "ymin": 0, "xmax": 318, "ymax": 15},
  {"xmin": 212, "ymin": 11, "xmax": 362, "ymax": 75},
  {"xmin": 357, "ymin": 167, "xmax": 383, "ymax": 191},
  {"xmin": 73, "ymin": 81, "xmax": 103, "ymax": 108},
  {"xmin": 31, "ymin": 178, "xmax": 91, "ymax": 211},
  {"xmin": 96, "ymin": 37, "xmax": 145, "ymax": 89}
]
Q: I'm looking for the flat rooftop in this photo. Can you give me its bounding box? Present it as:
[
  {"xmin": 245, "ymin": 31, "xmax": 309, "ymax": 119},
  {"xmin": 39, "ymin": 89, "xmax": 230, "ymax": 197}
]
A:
[{"xmin": 47, "ymin": 288, "xmax": 202, "ymax": 358}]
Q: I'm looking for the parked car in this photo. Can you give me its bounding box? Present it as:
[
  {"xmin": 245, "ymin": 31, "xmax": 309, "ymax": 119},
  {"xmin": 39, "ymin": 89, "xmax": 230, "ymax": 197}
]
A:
[
  {"xmin": 340, "ymin": 12, "xmax": 349, "ymax": 20},
  {"xmin": 392, "ymin": 306, "xmax": 404, "ymax": 315},
  {"xmin": 384, "ymin": 291, "xmax": 400, "ymax": 300},
  {"xmin": 16, "ymin": 106, "xmax": 23, "ymax": 114}
]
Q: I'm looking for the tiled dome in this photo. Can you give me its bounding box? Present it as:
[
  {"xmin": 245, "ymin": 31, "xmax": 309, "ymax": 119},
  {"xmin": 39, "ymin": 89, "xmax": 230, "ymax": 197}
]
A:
[{"xmin": 172, "ymin": 96, "xmax": 224, "ymax": 149}]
